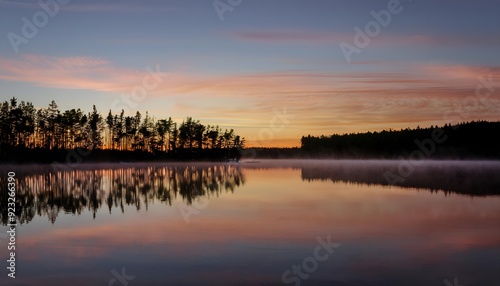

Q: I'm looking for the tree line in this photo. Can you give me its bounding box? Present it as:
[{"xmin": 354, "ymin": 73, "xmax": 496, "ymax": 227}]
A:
[
  {"xmin": 0, "ymin": 97, "xmax": 244, "ymax": 162},
  {"xmin": 301, "ymin": 121, "xmax": 500, "ymax": 159}
]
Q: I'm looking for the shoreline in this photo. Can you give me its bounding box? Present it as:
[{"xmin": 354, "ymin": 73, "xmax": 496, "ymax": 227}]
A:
[{"xmin": 2, "ymin": 158, "xmax": 500, "ymax": 169}]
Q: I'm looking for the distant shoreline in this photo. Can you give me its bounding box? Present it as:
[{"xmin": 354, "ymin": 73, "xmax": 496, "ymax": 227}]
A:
[{"xmin": 2, "ymin": 121, "xmax": 500, "ymax": 164}]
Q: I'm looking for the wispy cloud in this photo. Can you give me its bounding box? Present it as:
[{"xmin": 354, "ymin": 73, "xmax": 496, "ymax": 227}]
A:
[
  {"xmin": 227, "ymin": 30, "xmax": 340, "ymax": 44},
  {"xmin": 400, "ymin": 34, "xmax": 500, "ymax": 46},
  {"xmin": 2, "ymin": 54, "xmax": 498, "ymax": 97},
  {"xmin": 63, "ymin": 2, "xmax": 175, "ymax": 13},
  {"xmin": 0, "ymin": 0, "xmax": 175, "ymax": 13},
  {"xmin": 0, "ymin": 54, "xmax": 153, "ymax": 92},
  {"xmin": 228, "ymin": 29, "xmax": 500, "ymax": 47},
  {"xmin": 0, "ymin": 0, "xmax": 39, "ymax": 9}
]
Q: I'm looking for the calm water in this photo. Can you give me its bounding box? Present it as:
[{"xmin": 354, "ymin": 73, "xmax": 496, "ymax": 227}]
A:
[{"xmin": 1, "ymin": 160, "xmax": 500, "ymax": 286}]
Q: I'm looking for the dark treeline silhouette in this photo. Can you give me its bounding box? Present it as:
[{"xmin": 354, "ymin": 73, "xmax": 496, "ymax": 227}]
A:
[
  {"xmin": 0, "ymin": 98, "xmax": 244, "ymax": 163},
  {"xmin": 242, "ymin": 147, "xmax": 302, "ymax": 159},
  {"xmin": 301, "ymin": 121, "xmax": 500, "ymax": 159},
  {"xmin": 0, "ymin": 164, "xmax": 244, "ymax": 225}
]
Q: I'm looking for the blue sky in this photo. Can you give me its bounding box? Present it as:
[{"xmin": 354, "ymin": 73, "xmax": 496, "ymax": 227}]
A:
[{"xmin": 1, "ymin": 0, "xmax": 499, "ymax": 146}]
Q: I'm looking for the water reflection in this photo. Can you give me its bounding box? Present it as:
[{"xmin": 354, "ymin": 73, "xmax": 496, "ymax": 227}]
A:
[
  {"xmin": 0, "ymin": 161, "xmax": 499, "ymax": 285},
  {"xmin": 237, "ymin": 160, "xmax": 500, "ymax": 196},
  {"xmin": 299, "ymin": 160, "xmax": 500, "ymax": 196},
  {"xmin": 0, "ymin": 164, "xmax": 244, "ymax": 225},
  {"xmin": 2, "ymin": 160, "xmax": 499, "ymax": 226}
]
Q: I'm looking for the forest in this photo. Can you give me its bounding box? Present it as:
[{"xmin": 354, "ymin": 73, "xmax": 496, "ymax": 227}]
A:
[
  {"xmin": 301, "ymin": 121, "xmax": 500, "ymax": 159},
  {"xmin": 2, "ymin": 97, "xmax": 499, "ymax": 162},
  {"xmin": 0, "ymin": 98, "xmax": 244, "ymax": 163}
]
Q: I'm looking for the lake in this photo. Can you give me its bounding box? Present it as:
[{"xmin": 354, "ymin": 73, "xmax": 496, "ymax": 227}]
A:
[{"xmin": 1, "ymin": 160, "xmax": 500, "ymax": 286}]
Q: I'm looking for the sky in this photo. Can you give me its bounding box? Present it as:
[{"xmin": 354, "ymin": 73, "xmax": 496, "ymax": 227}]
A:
[{"xmin": 0, "ymin": 0, "xmax": 499, "ymax": 147}]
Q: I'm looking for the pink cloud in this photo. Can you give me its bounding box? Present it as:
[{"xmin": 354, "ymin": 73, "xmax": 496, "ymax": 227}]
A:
[
  {"xmin": 419, "ymin": 63, "xmax": 500, "ymax": 82},
  {"xmin": 227, "ymin": 29, "xmax": 500, "ymax": 47},
  {"xmin": 228, "ymin": 30, "xmax": 341, "ymax": 43},
  {"xmin": 0, "ymin": 54, "xmax": 162, "ymax": 92},
  {"xmin": 2, "ymin": 54, "xmax": 497, "ymax": 99}
]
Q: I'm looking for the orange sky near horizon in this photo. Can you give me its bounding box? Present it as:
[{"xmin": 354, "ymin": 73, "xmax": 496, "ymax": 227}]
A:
[{"xmin": 1, "ymin": 54, "xmax": 499, "ymax": 147}]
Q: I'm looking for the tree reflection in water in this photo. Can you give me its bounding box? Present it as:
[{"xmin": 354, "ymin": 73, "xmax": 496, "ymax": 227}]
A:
[
  {"xmin": 0, "ymin": 164, "xmax": 244, "ymax": 225},
  {"xmin": 299, "ymin": 161, "xmax": 500, "ymax": 197}
]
